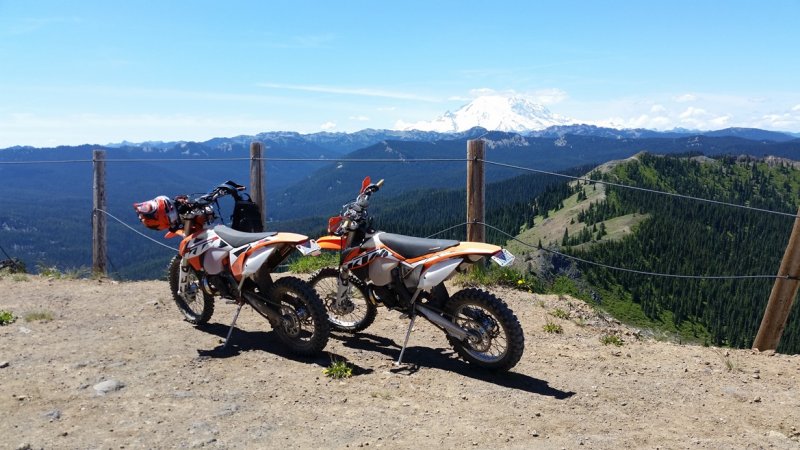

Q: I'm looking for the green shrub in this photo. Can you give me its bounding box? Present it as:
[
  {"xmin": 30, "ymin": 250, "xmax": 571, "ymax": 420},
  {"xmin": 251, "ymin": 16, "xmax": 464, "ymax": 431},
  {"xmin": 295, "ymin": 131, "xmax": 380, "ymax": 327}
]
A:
[
  {"xmin": 322, "ymin": 359, "xmax": 353, "ymax": 379},
  {"xmin": 543, "ymin": 321, "xmax": 563, "ymax": 334},
  {"xmin": 288, "ymin": 252, "xmax": 339, "ymax": 274},
  {"xmin": 454, "ymin": 264, "xmax": 545, "ymax": 293},
  {"xmin": 600, "ymin": 334, "xmax": 624, "ymax": 346},
  {"xmin": 549, "ymin": 308, "xmax": 570, "ymax": 320},
  {"xmin": 0, "ymin": 310, "xmax": 16, "ymax": 326}
]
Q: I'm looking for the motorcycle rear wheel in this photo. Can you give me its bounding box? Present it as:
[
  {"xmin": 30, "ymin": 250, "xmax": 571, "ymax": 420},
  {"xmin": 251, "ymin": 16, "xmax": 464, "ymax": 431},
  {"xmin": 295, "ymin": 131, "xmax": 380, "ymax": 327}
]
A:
[
  {"xmin": 444, "ymin": 288, "xmax": 524, "ymax": 372},
  {"xmin": 168, "ymin": 255, "xmax": 214, "ymax": 324},
  {"xmin": 310, "ymin": 267, "xmax": 376, "ymax": 333},
  {"xmin": 268, "ymin": 276, "xmax": 330, "ymax": 355}
]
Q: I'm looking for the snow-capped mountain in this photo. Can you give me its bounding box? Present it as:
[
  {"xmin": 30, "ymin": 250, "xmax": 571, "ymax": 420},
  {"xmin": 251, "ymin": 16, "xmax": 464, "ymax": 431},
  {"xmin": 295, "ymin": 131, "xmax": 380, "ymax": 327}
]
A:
[{"xmin": 398, "ymin": 95, "xmax": 571, "ymax": 132}]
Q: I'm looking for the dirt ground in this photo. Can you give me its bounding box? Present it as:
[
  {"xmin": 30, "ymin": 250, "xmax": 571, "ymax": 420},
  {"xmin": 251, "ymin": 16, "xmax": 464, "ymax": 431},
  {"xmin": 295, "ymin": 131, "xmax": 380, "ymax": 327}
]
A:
[{"xmin": 1, "ymin": 274, "xmax": 799, "ymax": 449}]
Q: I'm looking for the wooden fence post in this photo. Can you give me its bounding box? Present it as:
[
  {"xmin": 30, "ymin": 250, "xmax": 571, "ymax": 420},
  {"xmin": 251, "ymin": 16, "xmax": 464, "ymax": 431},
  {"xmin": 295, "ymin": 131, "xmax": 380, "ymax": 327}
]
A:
[
  {"xmin": 250, "ymin": 142, "xmax": 266, "ymax": 229},
  {"xmin": 466, "ymin": 139, "xmax": 485, "ymax": 243},
  {"xmin": 753, "ymin": 206, "xmax": 800, "ymax": 351},
  {"xmin": 92, "ymin": 149, "xmax": 107, "ymax": 276}
]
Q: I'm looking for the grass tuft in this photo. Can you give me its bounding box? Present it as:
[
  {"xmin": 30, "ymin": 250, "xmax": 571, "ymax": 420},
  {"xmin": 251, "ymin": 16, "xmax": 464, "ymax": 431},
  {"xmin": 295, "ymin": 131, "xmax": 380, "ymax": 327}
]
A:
[
  {"xmin": 543, "ymin": 321, "xmax": 563, "ymax": 334},
  {"xmin": 24, "ymin": 311, "xmax": 54, "ymax": 322},
  {"xmin": 322, "ymin": 359, "xmax": 353, "ymax": 379},
  {"xmin": 0, "ymin": 310, "xmax": 16, "ymax": 326},
  {"xmin": 549, "ymin": 308, "xmax": 571, "ymax": 320},
  {"xmin": 600, "ymin": 334, "xmax": 624, "ymax": 346}
]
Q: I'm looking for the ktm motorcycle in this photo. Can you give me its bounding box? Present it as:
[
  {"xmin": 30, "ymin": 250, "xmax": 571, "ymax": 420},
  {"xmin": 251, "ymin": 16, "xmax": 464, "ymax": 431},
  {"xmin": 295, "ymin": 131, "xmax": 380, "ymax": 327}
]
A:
[
  {"xmin": 134, "ymin": 180, "xmax": 329, "ymax": 355},
  {"xmin": 311, "ymin": 177, "xmax": 524, "ymax": 371}
]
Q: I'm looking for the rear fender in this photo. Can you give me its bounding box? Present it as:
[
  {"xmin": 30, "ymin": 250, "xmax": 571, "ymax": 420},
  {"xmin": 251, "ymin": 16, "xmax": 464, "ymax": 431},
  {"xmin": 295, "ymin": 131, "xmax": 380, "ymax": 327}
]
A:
[{"xmin": 408, "ymin": 241, "xmax": 503, "ymax": 268}]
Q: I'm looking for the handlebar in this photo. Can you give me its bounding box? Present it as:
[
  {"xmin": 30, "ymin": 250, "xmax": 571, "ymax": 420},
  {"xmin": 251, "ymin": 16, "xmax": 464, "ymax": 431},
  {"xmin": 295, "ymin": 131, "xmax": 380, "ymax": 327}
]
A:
[
  {"xmin": 336, "ymin": 178, "xmax": 385, "ymax": 234},
  {"xmin": 176, "ymin": 180, "xmax": 246, "ymax": 220}
]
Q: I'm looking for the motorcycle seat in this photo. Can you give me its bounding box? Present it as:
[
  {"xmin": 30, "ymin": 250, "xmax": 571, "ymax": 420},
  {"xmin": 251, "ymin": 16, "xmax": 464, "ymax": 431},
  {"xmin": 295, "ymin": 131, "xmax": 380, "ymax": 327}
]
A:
[
  {"xmin": 377, "ymin": 232, "xmax": 459, "ymax": 259},
  {"xmin": 214, "ymin": 225, "xmax": 277, "ymax": 248}
]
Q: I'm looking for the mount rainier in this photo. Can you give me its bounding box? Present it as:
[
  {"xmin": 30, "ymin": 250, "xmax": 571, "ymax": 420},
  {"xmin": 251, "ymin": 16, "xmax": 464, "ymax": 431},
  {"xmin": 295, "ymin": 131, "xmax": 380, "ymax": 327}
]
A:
[{"xmin": 397, "ymin": 95, "xmax": 571, "ymax": 133}]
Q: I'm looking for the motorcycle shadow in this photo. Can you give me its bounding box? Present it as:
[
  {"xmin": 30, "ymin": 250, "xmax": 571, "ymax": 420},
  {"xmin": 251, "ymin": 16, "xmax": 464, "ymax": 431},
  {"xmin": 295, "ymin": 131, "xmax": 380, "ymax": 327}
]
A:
[
  {"xmin": 331, "ymin": 331, "xmax": 575, "ymax": 399},
  {"xmin": 193, "ymin": 322, "xmax": 372, "ymax": 375}
]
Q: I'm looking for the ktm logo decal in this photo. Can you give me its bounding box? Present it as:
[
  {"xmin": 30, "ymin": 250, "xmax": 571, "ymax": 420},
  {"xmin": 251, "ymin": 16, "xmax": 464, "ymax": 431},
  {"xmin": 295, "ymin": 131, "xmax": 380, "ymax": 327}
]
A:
[
  {"xmin": 345, "ymin": 248, "xmax": 391, "ymax": 269},
  {"xmin": 187, "ymin": 236, "xmax": 219, "ymax": 255}
]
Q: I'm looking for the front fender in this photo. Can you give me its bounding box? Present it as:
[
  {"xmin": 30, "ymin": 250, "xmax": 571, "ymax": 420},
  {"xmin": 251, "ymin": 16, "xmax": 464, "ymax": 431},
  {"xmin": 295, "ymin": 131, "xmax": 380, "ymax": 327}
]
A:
[{"xmin": 317, "ymin": 235, "xmax": 345, "ymax": 251}]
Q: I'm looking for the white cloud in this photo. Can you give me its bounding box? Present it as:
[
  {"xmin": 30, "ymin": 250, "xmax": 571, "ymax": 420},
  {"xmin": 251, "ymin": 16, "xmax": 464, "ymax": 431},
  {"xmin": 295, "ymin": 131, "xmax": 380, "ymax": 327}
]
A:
[
  {"xmin": 679, "ymin": 107, "xmax": 709, "ymax": 119},
  {"xmin": 320, "ymin": 121, "xmax": 337, "ymax": 130},
  {"xmin": 531, "ymin": 88, "xmax": 568, "ymax": 105},
  {"xmin": 650, "ymin": 104, "xmax": 667, "ymax": 114},
  {"xmin": 674, "ymin": 94, "xmax": 697, "ymax": 103},
  {"xmin": 259, "ymin": 83, "xmax": 440, "ymax": 102},
  {"xmin": 792, "ymin": 104, "xmax": 800, "ymax": 112},
  {"xmin": 469, "ymin": 88, "xmax": 497, "ymax": 97},
  {"xmin": 710, "ymin": 115, "xmax": 732, "ymax": 127},
  {"xmin": 348, "ymin": 115, "xmax": 369, "ymax": 121},
  {"xmin": 0, "ymin": 112, "xmax": 284, "ymax": 147}
]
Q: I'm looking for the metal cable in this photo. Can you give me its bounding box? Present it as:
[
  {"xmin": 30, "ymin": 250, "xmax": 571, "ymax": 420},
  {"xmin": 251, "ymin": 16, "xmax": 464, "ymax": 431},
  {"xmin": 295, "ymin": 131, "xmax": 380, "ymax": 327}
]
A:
[
  {"xmin": 477, "ymin": 221, "xmax": 788, "ymax": 280},
  {"xmin": 482, "ymin": 159, "xmax": 800, "ymax": 219},
  {"xmin": 95, "ymin": 208, "xmax": 178, "ymax": 253},
  {"xmin": 0, "ymin": 157, "xmax": 467, "ymax": 164}
]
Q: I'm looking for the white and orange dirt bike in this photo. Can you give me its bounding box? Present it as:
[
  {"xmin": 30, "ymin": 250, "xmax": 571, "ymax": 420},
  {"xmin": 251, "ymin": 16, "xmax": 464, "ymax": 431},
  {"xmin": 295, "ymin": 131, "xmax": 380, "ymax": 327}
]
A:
[
  {"xmin": 312, "ymin": 177, "xmax": 524, "ymax": 371},
  {"xmin": 134, "ymin": 180, "xmax": 329, "ymax": 355}
]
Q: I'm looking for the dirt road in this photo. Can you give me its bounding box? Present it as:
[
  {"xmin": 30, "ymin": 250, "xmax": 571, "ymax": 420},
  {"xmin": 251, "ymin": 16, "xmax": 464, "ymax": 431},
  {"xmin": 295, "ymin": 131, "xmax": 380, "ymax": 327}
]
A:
[{"xmin": 1, "ymin": 275, "xmax": 799, "ymax": 449}]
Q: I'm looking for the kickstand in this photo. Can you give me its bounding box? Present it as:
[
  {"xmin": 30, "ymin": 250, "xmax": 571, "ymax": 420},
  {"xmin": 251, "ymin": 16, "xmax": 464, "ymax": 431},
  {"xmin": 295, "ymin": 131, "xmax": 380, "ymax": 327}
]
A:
[
  {"xmin": 395, "ymin": 313, "xmax": 416, "ymax": 366},
  {"xmin": 222, "ymin": 302, "xmax": 244, "ymax": 349}
]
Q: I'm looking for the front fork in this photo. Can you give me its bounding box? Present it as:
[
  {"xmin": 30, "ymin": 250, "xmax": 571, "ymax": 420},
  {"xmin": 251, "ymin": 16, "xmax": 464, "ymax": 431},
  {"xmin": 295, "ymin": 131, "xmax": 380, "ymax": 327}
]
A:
[
  {"xmin": 177, "ymin": 256, "xmax": 190, "ymax": 295},
  {"xmin": 335, "ymin": 266, "xmax": 352, "ymax": 306}
]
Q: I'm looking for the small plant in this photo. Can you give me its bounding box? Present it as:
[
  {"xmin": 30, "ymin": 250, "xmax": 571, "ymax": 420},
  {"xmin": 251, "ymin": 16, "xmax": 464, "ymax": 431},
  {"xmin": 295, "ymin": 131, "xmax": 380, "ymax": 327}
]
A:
[
  {"xmin": 549, "ymin": 308, "xmax": 570, "ymax": 320},
  {"xmin": 715, "ymin": 350, "xmax": 737, "ymax": 372},
  {"xmin": 36, "ymin": 264, "xmax": 90, "ymax": 279},
  {"xmin": 370, "ymin": 391, "xmax": 392, "ymax": 400},
  {"xmin": 12, "ymin": 274, "xmax": 29, "ymax": 282},
  {"xmin": 536, "ymin": 299, "xmax": 546, "ymax": 308},
  {"xmin": 0, "ymin": 310, "xmax": 16, "ymax": 326},
  {"xmin": 600, "ymin": 334, "xmax": 624, "ymax": 346},
  {"xmin": 288, "ymin": 252, "xmax": 339, "ymax": 274},
  {"xmin": 37, "ymin": 264, "xmax": 64, "ymax": 279},
  {"xmin": 323, "ymin": 359, "xmax": 353, "ymax": 379},
  {"xmin": 543, "ymin": 321, "xmax": 563, "ymax": 334},
  {"xmin": 24, "ymin": 311, "xmax": 54, "ymax": 322}
]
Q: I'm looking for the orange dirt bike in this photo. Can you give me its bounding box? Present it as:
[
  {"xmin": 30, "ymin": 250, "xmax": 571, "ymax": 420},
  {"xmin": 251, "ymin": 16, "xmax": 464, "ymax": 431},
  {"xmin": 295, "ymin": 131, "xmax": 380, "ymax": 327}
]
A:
[
  {"xmin": 312, "ymin": 177, "xmax": 524, "ymax": 371},
  {"xmin": 134, "ymin": 180, "xmax": 329, "ymax": 355}
]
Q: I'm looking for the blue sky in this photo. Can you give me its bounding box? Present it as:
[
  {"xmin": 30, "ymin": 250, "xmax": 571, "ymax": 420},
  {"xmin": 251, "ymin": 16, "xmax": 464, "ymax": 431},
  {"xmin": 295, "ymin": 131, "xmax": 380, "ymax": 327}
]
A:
[{"xmin": 1, "ymin": 0, "xmax": 799, "ymax": 147}]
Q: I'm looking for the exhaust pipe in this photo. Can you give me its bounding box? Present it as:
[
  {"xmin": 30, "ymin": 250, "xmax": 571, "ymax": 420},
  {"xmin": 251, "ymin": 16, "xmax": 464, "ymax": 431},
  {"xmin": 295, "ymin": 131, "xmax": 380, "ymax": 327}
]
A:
[{"xmin": 415, "ymin": 304, "xmax": 469, "ymax": 340}]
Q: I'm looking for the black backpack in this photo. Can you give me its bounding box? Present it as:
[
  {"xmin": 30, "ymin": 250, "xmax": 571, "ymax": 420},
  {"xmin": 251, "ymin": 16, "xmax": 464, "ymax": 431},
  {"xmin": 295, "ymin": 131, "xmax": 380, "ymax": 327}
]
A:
[{"xmin": 231, "ymin": 194, "xmax": 264, "ymax": 232}]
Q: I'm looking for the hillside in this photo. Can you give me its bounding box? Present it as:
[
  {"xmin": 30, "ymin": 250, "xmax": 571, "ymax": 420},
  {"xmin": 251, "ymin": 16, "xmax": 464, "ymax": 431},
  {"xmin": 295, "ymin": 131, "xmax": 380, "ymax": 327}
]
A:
[
  {"xmin": 506, "ymin": 153, "xmax": 800, "ymax": 354},
  {"xmin": 1, "ymin": 275, "xmax": 799, "ymax": 449}
]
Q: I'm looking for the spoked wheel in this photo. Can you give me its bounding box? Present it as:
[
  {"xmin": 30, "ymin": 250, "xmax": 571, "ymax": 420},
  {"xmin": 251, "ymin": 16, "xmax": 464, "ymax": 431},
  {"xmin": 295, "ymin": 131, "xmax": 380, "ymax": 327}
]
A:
[
  {"xmin": 168, "ymin": 255, "xmax": 214, "ymax": 324},
  {"xmin": 268, "ymin": 276, "xmax": 330, "ymax": 355},
  {"xmin": 444, "ymin": 288, "xmax": 524, "ymax": 372},
  {"xmin": 310, "ymin": 267, "xmax": 376, "ymax": 333}
]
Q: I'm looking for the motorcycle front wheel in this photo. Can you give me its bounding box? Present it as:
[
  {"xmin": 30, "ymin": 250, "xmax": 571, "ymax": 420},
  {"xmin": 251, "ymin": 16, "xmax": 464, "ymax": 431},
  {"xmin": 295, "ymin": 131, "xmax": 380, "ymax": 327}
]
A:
[
  {"xmin": 168, "ymin": 255, "xmax": 214, "ymax": 324},
  {"xmin": 444, "ymin": 288, "xmax": 524, "ymax": 372},
  {"xmin": 268, "ymin": 276, "xmax": 330, "ymax": 355},
  {"xmin": 309, "ymin": 267, "xmax": 377, "ymax": 333}
]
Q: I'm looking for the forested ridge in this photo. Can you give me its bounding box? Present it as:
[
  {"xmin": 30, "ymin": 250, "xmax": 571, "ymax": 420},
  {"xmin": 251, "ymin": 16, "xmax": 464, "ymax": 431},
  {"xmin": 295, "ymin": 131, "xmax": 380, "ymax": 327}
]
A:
[{"xmin": 545, "ymin": 154, "xmax": 800, "ymax": 353}]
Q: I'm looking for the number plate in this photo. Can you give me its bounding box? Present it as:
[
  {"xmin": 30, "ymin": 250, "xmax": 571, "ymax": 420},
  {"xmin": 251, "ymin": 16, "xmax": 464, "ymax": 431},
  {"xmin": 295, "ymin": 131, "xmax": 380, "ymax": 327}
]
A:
[
  {"xmin": 296, "ymin": 239, "xmax": 322, "ymax": 256},
  {"xmin": 491, "ymin": 248, "xmax": 515, "ymax": 267}
]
